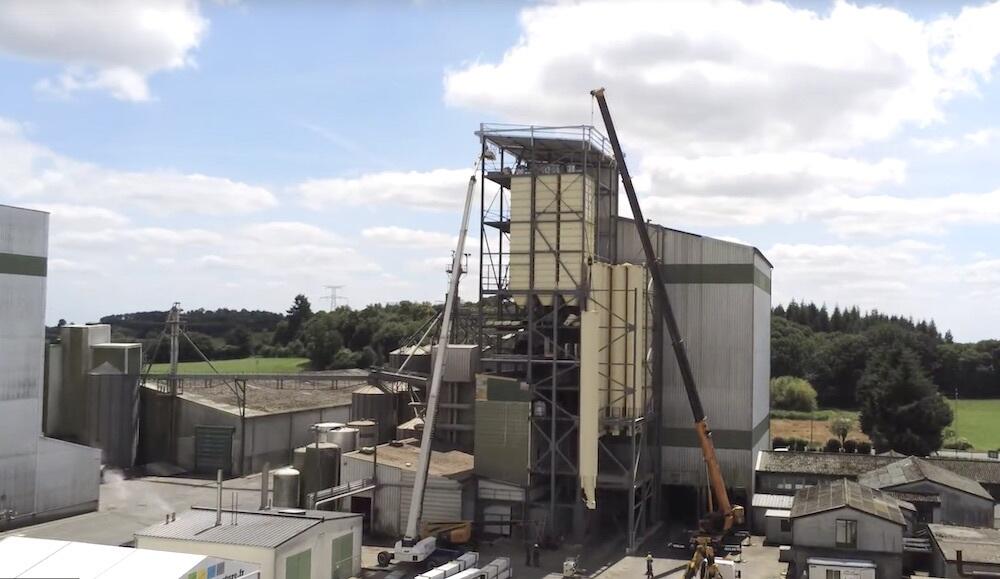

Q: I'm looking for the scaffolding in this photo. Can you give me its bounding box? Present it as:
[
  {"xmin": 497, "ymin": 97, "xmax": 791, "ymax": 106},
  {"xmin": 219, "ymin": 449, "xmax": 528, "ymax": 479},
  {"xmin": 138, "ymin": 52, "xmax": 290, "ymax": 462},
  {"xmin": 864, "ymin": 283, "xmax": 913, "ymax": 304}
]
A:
[{"xmin": 476, "ymin": 124, "xmax": 658, "ymax": 550}]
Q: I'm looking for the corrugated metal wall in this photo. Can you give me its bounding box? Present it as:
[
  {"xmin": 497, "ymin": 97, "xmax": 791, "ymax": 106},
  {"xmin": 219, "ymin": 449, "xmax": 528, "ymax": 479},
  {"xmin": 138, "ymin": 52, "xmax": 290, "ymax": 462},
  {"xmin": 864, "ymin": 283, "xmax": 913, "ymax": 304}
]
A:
[
  {"xmin": 614, "ymin": 217, "xmax": 771, "ymax": 495},
  {"xmin": 474, "ymin": 400, "xmax": 530, "ymax": 486},
  {"xmin": 0, "ymin": 206, "xmax": 48, "ymax": 518},
  {"xmin": 509, "ymin": 173, "xmax": 595, "ymax": 305},
  {"xmin": 341, "ymin": 454, "xmax": 465, "ymax": 536}
]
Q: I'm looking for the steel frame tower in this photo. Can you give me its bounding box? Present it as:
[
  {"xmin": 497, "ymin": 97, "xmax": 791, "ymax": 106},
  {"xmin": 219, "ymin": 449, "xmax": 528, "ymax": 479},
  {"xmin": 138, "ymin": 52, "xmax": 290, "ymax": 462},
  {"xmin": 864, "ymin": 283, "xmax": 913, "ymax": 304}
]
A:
[{"xmin": 475, "ymin": 124, "xmax": 658, "ymax": 550}]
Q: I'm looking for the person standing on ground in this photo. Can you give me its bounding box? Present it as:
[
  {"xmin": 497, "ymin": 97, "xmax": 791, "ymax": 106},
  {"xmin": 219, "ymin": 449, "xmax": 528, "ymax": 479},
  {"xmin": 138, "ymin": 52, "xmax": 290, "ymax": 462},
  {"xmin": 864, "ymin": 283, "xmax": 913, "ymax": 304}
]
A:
[
  {"xmin": 646, "ymin": 553, "xmax": 654, "ymax": 579},
  {"xmin": 532, "ymin": 543, "xmax": 541, "ymax": 568}
]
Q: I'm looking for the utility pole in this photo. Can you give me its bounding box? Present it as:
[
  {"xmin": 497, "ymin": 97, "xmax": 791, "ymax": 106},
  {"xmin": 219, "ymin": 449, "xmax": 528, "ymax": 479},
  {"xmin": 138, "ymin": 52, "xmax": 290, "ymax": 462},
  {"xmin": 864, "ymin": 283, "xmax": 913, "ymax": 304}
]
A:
[
  {"xmin": 323, "ymin": 285, "xmax": 347, "ymax": 311},
  {"xmin": 167, "ymin": 302, "xmax": 182, "ymax": 395}
]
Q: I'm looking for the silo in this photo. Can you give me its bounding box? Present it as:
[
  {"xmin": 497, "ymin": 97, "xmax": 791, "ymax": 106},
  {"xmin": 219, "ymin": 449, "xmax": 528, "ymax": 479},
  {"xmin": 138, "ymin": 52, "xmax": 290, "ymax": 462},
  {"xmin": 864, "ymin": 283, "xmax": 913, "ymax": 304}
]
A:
[
  {"xmin": 348, "ymin": 420, "xmax": 377, "ymax": 449},
  {"xmin": 397, "ymin": 416, "xmax": 423, "ymax": 440},
  {"xmin": 351, "ymin": 386, "xmax": 397, "ymax": 442},
  {"xmin": 391, "ymin": 383, "xmax": 416, "ymax": 424},
  {"xmin": 273, "ymin": 467, "xmax": 300, "ymax": 508},
  {"xmin": 292, "ymin": 445, "xmax": 308, "ymax": 472},
  {"xmin": 327, "ymin": 427, "xmax": 358, "ymax": 453}
]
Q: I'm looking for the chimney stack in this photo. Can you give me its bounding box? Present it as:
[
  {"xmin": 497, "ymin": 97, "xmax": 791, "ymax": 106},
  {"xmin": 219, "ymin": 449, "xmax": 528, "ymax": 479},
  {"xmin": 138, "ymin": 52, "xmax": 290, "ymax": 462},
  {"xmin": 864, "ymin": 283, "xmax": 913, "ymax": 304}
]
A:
[
  {"xmin": 215, "ymin": 469, "xmax": 223, "ymax": 526},
  {"xmin": 259, "ymin": 462, "xmax": 270, "ymax": 510}
]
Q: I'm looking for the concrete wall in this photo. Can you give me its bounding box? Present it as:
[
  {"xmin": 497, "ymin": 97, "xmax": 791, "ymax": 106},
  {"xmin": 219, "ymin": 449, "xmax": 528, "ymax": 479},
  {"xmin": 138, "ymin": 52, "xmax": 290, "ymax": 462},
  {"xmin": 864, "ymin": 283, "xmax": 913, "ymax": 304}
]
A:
[
  {"xmin": 765, "ymin": 514, "xmax": 791, "ymax": 545},
  {"xmin": 888, "ymin": 480, "xmax": 994, "ymax": 528},
  {"xmin": 54, "ymin": 324, "xmax": 112, "ymax": 441},
  {"xmin": 34, "ymin": 437, "xmax": 101, "ymax": 518},
  {"xmin": 140, "ymin": 386, "xmax": 351, "ymax": 475}
]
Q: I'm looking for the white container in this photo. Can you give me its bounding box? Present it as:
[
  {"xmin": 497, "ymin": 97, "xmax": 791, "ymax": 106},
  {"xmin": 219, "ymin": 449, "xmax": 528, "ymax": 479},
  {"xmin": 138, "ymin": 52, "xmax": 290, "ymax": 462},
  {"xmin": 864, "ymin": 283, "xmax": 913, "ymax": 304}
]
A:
[{"xmin": 457, "ymin": 552, "xmax": 479, "ymax": 570}]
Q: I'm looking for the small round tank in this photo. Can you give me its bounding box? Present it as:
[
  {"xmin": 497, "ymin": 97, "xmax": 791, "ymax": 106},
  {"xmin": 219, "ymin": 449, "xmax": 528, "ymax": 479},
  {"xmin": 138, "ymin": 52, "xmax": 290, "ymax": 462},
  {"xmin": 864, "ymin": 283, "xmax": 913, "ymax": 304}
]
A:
[
  {"xmin": 348, "ymin": 420, "xmax": 377, "ymax": 449},
  {"xmin": 272, "ymin": 467, "xmax": 300, "ymax": 508},
  {"xmin": 326, "ymin": 427, "xmax": 358, "ymax": 453}
]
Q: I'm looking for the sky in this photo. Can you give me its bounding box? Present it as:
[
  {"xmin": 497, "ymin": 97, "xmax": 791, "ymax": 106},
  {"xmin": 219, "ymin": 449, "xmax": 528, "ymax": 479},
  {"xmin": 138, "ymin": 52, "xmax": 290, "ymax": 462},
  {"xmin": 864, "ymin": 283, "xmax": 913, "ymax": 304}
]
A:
[{"xmin": 0, "ymin": 0, "xmax": 999, "ymax": 341}]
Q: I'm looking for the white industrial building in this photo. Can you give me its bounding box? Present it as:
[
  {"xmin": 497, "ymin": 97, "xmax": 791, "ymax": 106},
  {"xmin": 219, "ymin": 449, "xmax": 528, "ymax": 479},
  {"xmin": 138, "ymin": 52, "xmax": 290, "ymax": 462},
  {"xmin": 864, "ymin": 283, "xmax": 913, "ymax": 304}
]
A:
[
  {"xmin": 0, "ymin": 204, "xmax": 101, "ymax": 528},
  {"xmin": 135, "ymin": 506, "xmax": 362, "ymax": 579},
  {"xmin": 341, "ymin": 439, "xmax": 474, "ymax": 537},
  {"xmin": 0, "ymin": 536, "xmax": 258, "ymax": 579}
]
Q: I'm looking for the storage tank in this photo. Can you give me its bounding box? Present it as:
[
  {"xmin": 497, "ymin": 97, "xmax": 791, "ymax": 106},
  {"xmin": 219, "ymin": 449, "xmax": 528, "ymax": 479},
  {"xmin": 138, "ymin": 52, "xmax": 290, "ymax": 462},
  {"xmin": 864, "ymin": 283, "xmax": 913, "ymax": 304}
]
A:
[
  {"xmin": 391, "ymin": 382, "xmax": 416, "ymax": 424},
  {"xmin": 389, "ymin": 345, "xmax": 431, "ymax": 374},
  {"xmin": 292, "ymin": 446, "xmax": 307, "ymax": 472},
  {"xmin": 313, "ymin": 422, "xmax": 345, "ymax": 437},
  {"xmin": 351, "ymin": 386, "xmax": 397, "ymax": 442},
  {"xmin": 299, "ymin": 442, "xmax": 341, "ymax": 507},
  {"xmin": 327, "ymin": 427, "xmax": 358, "ymax": 453},
  {"xmin": 348, "ymin": 420, "xmax": 377, "ymax": 449},
  {"xmin": 273, "ymin": 467, "xmax": 300, "ymax": 508}
]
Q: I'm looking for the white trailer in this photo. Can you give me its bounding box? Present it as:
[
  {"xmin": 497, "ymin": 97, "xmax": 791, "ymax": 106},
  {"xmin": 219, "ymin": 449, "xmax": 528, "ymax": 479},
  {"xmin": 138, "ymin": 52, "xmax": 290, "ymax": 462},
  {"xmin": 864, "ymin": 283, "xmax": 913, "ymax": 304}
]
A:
[{"xmin": 807, "ymin": 557, "xmax": 876, "ymax": 579}]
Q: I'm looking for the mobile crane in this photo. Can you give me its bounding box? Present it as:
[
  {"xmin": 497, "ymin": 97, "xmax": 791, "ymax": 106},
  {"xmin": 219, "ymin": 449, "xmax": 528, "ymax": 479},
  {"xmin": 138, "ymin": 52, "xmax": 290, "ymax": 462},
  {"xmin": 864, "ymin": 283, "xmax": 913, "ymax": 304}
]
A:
[
  {"xmin": 590, "ymin": 88, "xmax": 745, "ymax": 557},
  {"xmin": 377, "ymin": 151, "xmax": 493, "ymax": 569}
]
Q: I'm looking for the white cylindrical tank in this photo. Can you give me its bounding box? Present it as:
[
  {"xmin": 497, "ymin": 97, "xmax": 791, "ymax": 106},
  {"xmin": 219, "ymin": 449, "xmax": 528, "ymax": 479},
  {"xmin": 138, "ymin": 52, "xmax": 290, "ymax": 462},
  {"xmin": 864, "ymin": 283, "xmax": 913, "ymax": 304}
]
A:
[
  {"xmin": 348, "ymin": 420, "xmax": 377, "ymax": 448},
  {"xmin": 272, "ymin": 467, "xmax": 300, "ymax": 508},
  {"xmin": 326, "ymin": 427, "xmax": 358, "ymax": 453}
]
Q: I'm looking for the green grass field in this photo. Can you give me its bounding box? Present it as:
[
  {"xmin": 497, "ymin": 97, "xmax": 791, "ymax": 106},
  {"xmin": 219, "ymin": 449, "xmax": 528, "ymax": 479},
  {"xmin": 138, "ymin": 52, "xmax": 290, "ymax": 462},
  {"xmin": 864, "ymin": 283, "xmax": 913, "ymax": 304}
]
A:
[
  {"xmin": 148, "ymin": 356, "xmax": 310, "ymax": 374},
  {"xmin": 949, "ymin": 399, "xmax": 1000, "ymax": 451},
  {"xmin": 772, "ymin": 400, "xmax": 1000, "ymax": 451}
]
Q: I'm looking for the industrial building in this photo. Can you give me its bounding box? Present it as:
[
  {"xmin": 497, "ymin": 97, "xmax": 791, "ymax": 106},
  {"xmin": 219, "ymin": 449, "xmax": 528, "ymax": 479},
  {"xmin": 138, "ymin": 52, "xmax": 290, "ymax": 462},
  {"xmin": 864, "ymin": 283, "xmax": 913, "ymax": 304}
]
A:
[
  {"xmin": 0, "ymin": 204, "xmax": 101, "ymax": 528},
  {"xmin": 0, "ymin": 536, "xmax": 258, "ymax": 578},
  {"xmin": 472, "ymin": 124, "xmax": 770, "ymax": 548},
  {"xmin": 44, "ymin": 323, "xmax": 143, "ymax": 468},
  {"xmin": 135, "ymin": 506, "xmax": 362, "ymax": 579},
  {"xmin": 859, "ymin": 456, "xmax": 995, "ymax": 527},
  {"xmin": 340, "ymin": 439, "xmax": 474, "ymax": 537},
  {"xmin": 788, "ymin": 479, "xmax": 908, "ymax": 579},
  {"xmin": 927, "ymin": 523, "xmax": 1000, "ymax": 577}
]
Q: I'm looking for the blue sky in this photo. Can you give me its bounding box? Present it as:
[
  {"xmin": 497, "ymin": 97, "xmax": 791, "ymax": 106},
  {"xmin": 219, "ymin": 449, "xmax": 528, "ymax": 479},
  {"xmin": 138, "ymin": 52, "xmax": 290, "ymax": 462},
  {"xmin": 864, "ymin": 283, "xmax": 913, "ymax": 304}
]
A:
[{"xmin": 1, "ymin": 0, "xmax": 999, "ymax": 341}]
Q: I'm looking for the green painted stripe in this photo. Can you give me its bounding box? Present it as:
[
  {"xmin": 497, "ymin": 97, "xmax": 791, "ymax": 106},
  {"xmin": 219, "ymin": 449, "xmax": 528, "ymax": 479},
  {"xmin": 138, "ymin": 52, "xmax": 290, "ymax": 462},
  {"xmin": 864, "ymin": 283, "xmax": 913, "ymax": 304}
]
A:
[
  {"xmin": 662, "ymin": 413, "xmax": 770, "ymax": 450},
  {"xmin": 660, "ymin": 263, "xmax": 770, "ymax": 294},
  {"xmin": 0, "ymin": 252, "xmax": 47, "ymax": 277}
]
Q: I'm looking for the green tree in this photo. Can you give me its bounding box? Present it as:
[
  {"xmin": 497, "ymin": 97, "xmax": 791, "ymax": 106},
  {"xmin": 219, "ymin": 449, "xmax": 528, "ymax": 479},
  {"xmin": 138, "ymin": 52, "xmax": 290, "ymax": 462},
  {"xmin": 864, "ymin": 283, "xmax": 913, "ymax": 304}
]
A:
[
  {"xmin": 771, "ymin": 317, "xmax": 815, "ymax": 378},
  {"xmin": 275, "ymin": 294, "xmax": 314, "ymax": 345},
  {"xmin": 829, "ymin": 416, "xmax": 855, "ymax": 445},
  {"xmin": 807, "ymin": 333, "xmax": 868, "ymax": 408},
  {"xmin": 226, "ymin": 325, "xmax": 254, "ymax": 357},
  {"xmin": 770, "ymin": 376, "xmax": 818, "ymax": 412},
  {"xmin": 301, "ymin": 313, "xmax": 343, "ymax": 369},
  {"xmin": 857, "ymin": 344, "xmax": 953, "ymax": 456}
]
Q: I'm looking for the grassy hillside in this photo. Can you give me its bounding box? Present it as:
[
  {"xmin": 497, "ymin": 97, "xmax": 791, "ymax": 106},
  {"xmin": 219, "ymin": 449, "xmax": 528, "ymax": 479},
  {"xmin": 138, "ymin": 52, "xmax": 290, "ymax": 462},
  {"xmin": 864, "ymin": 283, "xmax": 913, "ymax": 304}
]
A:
[
  {"xmin": 148, "ymin": 356, "xmax": 309, "ymax": 374},
  {"xmin": 949, "ymin": 399, "xmax": 1000, "ymax": 451}
]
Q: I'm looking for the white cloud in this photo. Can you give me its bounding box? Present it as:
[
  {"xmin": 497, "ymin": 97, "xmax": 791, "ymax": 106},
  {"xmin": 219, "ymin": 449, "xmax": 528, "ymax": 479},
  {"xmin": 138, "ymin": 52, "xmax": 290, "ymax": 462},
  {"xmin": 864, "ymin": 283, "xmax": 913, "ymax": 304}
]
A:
[
  {"xmin": 911, "ymin": 127, "xmax": 999, "ymax": 153},
  {"xmin": 362, "ymin": 226, "xmax": 457, "ymax": 250},
  {"xmin": 447, "ymin": 1, "xmax": 1000, "ymax": 153},
  {"xmin": 0, "ymin": 0, "xmax": 206, "ymax": 101},
  {"xmin": 446, "ymin": 0, "xmax": 1000, "ymax": 238},
  {"xmin": 297, "ymin": 168, "xmax": 470, "ymax": 211},
  {"xmin": 0, "ymin": 117, "xmax": 277, "ymax": 214}
]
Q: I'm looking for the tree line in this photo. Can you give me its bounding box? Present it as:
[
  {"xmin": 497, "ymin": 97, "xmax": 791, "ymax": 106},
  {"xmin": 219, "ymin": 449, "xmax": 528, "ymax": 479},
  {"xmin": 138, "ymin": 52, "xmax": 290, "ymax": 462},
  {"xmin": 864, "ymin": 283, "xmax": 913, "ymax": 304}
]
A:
[{"xmin": 85, "ymin": 295, "xmax": 437, "ymax": 370}]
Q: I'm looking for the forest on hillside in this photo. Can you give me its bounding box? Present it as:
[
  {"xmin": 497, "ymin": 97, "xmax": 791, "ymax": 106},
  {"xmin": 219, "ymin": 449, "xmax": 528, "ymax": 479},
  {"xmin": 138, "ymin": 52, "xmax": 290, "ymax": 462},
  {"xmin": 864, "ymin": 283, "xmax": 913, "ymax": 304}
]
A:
[
  {"xmin": 61, "ymin": 296, "xmax": 998, "ymax": 396},
  {"xmin": 772, "ymin": 301, "xmax": 1000, "ymax": 404}
]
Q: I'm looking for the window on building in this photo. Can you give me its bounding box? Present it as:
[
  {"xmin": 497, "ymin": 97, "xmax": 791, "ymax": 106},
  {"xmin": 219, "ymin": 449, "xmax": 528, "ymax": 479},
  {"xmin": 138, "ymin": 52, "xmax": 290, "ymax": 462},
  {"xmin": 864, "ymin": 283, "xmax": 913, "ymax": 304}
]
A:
[
  {"xmin": 332, "ymin": 533, "xmax": 353, "ymax": 579},
  {"xmin": 285, "ymin": 549, "xmax": 312, "ymax": 579},
  {"xmin": 825, "ymin": 570, "xmax": 841, "ymax": 579},
  {"xmin": 835, "ymin": 519, "xmax": 857, "ymax": 549},
  {"xmin": 780, "ymin": 518, "xmax": 791, "ymax": 533}
]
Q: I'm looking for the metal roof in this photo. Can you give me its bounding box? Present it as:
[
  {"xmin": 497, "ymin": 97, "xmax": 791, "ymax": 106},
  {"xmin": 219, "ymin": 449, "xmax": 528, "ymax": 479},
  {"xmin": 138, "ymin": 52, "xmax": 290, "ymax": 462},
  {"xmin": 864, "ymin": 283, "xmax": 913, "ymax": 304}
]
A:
[
  {"xmin": 344, "ymin": 439, "xmax": 473, "ymax": 480},
  {"xmin": 858, "ymin": 457, "xmax": 993, "ymax": 500},
  {"xmin": 756, "ymin": 450, "xmax": 1000, "ymax": 485},
  {"xmin": 928, "ymin": 523, "xmax": 1000, "ymax": 565},
  {"xmin": 0, "ymin": 537, "xmax": 211, "ymax": 578},
  {"xmin": 134, "ymin": 507, "xmax": 360, "ymax": 549},
  {"xmin": 752, "ymin": 493, "xmax": 795, "ymax": 509},
  {"xmin": 790, "ymin": 479, "xmax": 906, "ymax": 526},
  {"xmin": 764, "ymin": 509, "xmax": 791, "ymax": 518}
]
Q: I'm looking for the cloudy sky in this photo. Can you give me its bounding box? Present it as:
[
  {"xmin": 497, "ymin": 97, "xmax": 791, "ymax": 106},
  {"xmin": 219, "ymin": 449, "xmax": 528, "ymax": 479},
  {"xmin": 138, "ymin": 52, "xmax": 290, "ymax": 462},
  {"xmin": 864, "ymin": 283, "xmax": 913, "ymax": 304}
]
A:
[{"xmin": 1, "ymin": 1, "xmax": 999, "ymax": 341}]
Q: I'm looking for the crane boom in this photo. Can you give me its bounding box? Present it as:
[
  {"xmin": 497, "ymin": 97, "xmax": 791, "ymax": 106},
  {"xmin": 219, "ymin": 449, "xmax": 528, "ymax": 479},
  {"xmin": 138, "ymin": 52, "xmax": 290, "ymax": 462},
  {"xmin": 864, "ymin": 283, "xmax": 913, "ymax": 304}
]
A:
[
  {"xmin": 386, "ymin": 153, "xmax": 491, "ymax": 567},
  {"xmin": 590, "ymin": 88, "xmax": 742, "ymax": 534}
]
